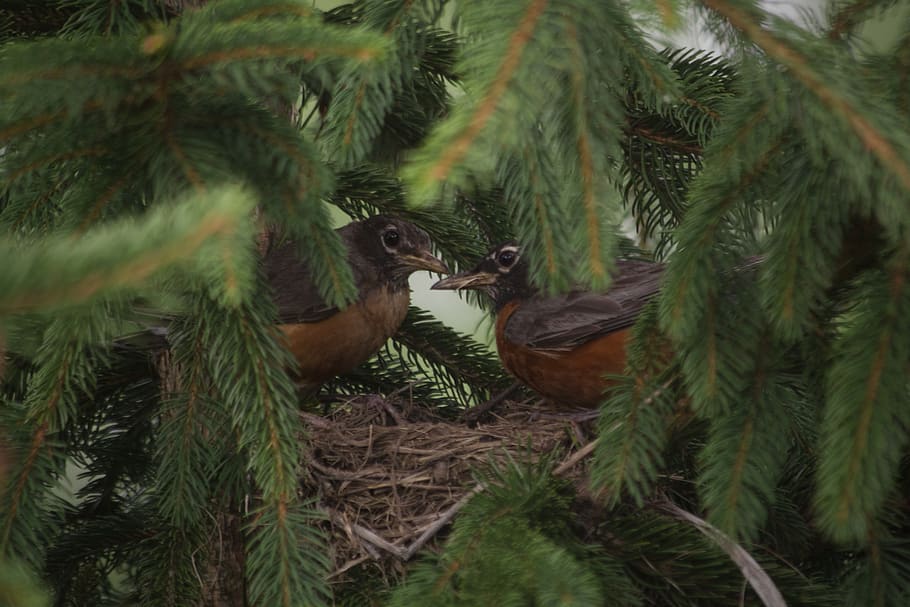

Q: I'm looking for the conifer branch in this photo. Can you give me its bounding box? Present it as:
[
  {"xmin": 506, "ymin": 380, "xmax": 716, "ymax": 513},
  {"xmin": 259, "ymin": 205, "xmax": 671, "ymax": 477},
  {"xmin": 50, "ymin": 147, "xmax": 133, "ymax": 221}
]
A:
[
  {"xmin": 307, "ymin": 223, "xmax": 355, "ymax": 308},
  {"xmin": 566, "ymin": 19, "xmax": 606, "ymax": 282},
  {"xmin": 0, "ymin": 187, "xmax": 254, "ymax": 314},
  {"xmin": 0, "ymin": 419, "xmax": 51, "ymax": 552},
  {"xmin": 179, "ymin": 44, "xmax": 381, "ymax": 70},
  {"xmin": 165, "ymin": 129, "xmax": 205, "ymax": 193},
  {"xmin": 592, "ymin": 373, "xmax": 677, "ymax": 505},
  {"xmin": 334, "ymin": 1, "xmax": 417, "ymax": 162},
  {"xmin": 0, "ymin": 303, "xmax": 123, "ymax": 561},
  {"xmin": 654, "ymin": 499, "xmax": 787, "ymax": 607},
  {"xmin": 661, "ymin": 132, "xmax": 781, "ymax": 335},
  {"xmin": 225, "ymin": 3, "xmax": 317, "ymax": 23},
  {"xmin": 76, "ymin": 170, "xmax": 138, "ymax": 232},
  {"xmin": 816, "ymin": 251, "xmax": 910, "ymax": 542},
  {"xmin": 525, "ymin": 154, "xmax": 559, "ymax": 278},
  {"xmin": 828, "ymin": 0, "xmax": 889, "ymax": 41},
  {"xmin": 7, "ymin": 177, "xmax": 70, "ymax": 232},
  {"xmin": 6, "ymin": 148, "xmax": 106, "ymax": 184},
  {"xmin": 701, "ymin": 0, "xmax": 910, "ymax": 193},
  {"xmin": 415, "ymin": 0, "xmax": 549, "ymax": 188},
  {"xmin": 628, "ymin": 125, "xmax": 704, "ymax": 154}
]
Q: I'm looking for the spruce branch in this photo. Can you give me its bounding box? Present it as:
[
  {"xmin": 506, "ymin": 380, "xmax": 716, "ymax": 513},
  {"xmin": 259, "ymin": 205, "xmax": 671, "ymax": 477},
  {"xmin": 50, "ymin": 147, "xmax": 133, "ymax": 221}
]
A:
[
  {"xmin": 207, "ymin": 0, "xmax": 318, "ymax": 24},
  {"xmin": 698, "ymin": 363, "xmax": 795, "ymax": 542},
  {"xmin": 0, "ymin": 186, "xmax": 256, "ymax": 315},
  {"xmin": 388, "ymin": 457, "xmax": 614, "ymax": 606},
  {"xmin": 815, "ymin": 255, "xmax": 910, "ymax": 544},
  {"xmin": 0, "ymin": 303, "xmax": 124, "ymax": 562},
  {"xmin": 194, "ymin": 290, "xmax": 330, "ymax": 606},
  {"xmin": 658, "ymin": 118, "xmax": 783, "ymax": 341},
  {"xmin": 565, "ymin": 19, "xmax": 608, "ymax": 283},
  {"xmin": 320, "ymin": 1, "xmax": 424, "ymax": 166},
  {"xmin": 828, "ymin": 0, "xmax": 897, "ymax": 41},
  {"xmin": 592, "ymin": 373, "xmax": 677, "ymax": 506},
  {"xmin": 403, "ymin": 0, "xmax": 550, "ymax": 204},
  {"xmin": 390, "ymin": 306, "xmax": 510, "ymax": 407},
  {"xmin": 700, "ymin": 0, "xmax": 910, "ymax": 194}
]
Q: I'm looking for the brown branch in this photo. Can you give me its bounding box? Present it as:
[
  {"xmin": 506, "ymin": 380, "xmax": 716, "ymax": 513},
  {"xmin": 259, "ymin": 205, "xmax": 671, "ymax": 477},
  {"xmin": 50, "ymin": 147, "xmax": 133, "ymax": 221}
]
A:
[
  {"xmin": 462, "ymin": 381, "xmax": 523, "ymax": 425},
  {"xmin": 165, "ymin": 123, "xmax": 205, "ymax": 192},
  {"xmin": 627, "ymin": 125, "xmax": 703, "ymax": 155},
  {"xmin": 681, "ymin": 95, "xmax": 721, "ymax": 120},
  {"xmin": 701, "ymin": 0, "xmax": 910, "ymax": 193},
  {"xmin": 0, "ymin": 111, "xmax": 63, "ymax": 142}
]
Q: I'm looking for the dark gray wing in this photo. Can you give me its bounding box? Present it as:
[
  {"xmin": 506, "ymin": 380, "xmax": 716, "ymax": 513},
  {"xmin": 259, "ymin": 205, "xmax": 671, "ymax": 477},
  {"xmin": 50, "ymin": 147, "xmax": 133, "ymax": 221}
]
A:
[
  {"xmin": 262, "ymin": 242, "xmax": 339, "ymax": 324},
  {"xmin": 504, "ymin": 260, "xmax": 664, "ymax": 350}
]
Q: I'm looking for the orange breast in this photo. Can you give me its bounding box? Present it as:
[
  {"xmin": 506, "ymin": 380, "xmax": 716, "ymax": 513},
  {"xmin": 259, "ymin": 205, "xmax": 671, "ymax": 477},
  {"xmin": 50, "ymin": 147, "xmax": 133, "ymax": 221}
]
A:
[
  {"xmin": 495, "ymin": 301, "xmax": 630, "ymax": 408},
  {"xmin": 278, "ymin": 287, "xmax": 410, "ymax": 385}
]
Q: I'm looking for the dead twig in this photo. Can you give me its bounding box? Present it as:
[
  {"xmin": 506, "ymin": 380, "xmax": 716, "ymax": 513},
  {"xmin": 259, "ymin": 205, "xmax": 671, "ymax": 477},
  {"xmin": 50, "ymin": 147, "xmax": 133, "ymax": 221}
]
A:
[
  {"xmin": 554, "ymin": 439, "xmax": 598, "ymax": 476},
  {"xmin": 652, "ymin": 498, "xmax": 787, "ymax": 607}
]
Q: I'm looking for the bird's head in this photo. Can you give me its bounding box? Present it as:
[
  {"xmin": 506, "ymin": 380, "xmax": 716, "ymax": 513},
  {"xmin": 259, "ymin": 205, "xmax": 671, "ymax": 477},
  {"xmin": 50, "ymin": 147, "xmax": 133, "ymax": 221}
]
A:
[
  {"xmin": 431, "ymin": 242, "xmax": 532, "ymax": 309},
  {"xmin": 346, "ymin": 215, "xmax": 448, "ymax": 287}
]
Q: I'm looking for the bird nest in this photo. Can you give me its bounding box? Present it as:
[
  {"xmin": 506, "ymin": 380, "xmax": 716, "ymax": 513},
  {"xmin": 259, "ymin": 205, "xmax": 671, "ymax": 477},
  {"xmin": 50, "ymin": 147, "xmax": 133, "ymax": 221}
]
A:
[{"xmin": 300, "ymin": 394, "xmax": 599, "ymax": 584}]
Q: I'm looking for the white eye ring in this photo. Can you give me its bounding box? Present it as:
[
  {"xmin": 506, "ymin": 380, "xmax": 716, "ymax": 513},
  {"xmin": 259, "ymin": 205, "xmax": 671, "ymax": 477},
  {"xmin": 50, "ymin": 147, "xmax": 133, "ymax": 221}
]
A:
[{"xmin": 494, "ymin": 245, "xmax": 520, "ymax": 271}]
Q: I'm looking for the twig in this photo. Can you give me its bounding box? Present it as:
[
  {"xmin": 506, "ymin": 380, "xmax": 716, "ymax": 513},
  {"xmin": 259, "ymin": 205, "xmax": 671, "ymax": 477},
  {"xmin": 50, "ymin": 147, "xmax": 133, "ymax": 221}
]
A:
[
  {"xmin": 350, "ymin": 521, "xmax": 407, "ymax": 559},
  {"xmin": 553, "ymin": 439, "xmax": 599, "ymax": 476},
  {"xmin": 462, "ymin": 381, "xmax": 522, "ymax": 425},
  {"xmin": 378, "ymin": 396, "xmax": 406, "ymax": 425},
  {"xmin": 326, "ymin": 437, "xmax": 601, "ymax": 569},
  {"xmin": 328, "ymin": 554, "xmax": 372, "ymax": 579},
  {"xmin": 651, "ymin": 498, "xmax": 787, "ymax": 607},
  {"xmin": 324, "ymin": 483, "xmax": 487, "ymax": 563},
  {"xmin": 402, "ymin": 484, "xmax": 486, "ymax": 560}
]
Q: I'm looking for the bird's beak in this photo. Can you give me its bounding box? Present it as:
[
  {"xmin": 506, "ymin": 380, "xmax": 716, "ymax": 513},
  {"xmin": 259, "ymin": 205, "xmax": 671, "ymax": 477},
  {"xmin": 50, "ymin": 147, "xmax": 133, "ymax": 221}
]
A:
[
  {"xmin": 400, "ymin": 251, "xmax": 449, "ymax": 274},
  {"xmin": 431, "ymin": 271, "xmax": 497, "ymax": 291}
]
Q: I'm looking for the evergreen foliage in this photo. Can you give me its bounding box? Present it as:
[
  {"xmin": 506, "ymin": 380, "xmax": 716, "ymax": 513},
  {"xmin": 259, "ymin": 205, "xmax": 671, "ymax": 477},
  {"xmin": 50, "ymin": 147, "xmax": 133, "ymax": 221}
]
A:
[
  {"xmin": 1, "ymin": 0, "xmax": 909, "ymax": 605},
  {"xmin": 387, "ymin": 458, "xmax": 617, "ymax": 607}
]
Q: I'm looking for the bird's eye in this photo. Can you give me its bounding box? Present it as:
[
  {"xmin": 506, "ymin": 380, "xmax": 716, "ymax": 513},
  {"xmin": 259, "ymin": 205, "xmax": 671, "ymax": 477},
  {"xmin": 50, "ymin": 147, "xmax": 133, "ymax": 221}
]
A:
[
  {"xmin": 497, "ymin": 250, "xmax": 516, "ymax": 267},
  {"xmin": 383, "ymin": 229, "xmax": 400, "ymax": 248}
]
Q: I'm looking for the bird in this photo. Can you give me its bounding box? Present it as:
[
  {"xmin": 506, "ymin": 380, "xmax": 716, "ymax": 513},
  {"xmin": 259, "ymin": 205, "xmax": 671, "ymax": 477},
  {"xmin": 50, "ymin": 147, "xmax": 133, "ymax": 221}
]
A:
[
  {"xmin": 263, "ymin": 215, "xmax": 447, "ymax": 387},
  {"xmin": 431, "ymin": 243, "xmax": 664, "ymax": 408}
]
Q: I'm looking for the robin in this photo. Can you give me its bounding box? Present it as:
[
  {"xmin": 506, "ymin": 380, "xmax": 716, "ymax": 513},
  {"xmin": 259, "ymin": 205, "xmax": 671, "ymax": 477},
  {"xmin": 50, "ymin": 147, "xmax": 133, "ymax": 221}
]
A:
[
  {"xmin": 431, "ymin": 243, "xmax": 663, "ymax": 407},
  {"xmin": 264, "ymin": 215, "xmax": 447, "ymax": 386}
]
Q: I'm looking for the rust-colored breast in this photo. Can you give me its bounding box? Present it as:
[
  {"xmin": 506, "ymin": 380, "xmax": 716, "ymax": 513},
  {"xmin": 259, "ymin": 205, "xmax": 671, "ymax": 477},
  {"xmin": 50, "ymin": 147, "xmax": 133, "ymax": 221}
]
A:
[
  {"xmin": 278, "ymin": 287, "xmax": 410, "ymax": 385},
  {"xmin": 495, "ymin": 301, "xmax": 630, "ymax": 407}
]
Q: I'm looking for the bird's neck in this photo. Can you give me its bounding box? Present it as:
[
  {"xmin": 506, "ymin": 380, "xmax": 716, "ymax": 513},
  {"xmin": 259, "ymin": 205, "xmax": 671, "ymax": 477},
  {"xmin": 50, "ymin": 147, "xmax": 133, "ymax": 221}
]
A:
[
  {"xmin": 491, "ymin": 282, "xmax": 536, "ymax": 312},
  {"xmin": 354, "ymin": 265, "xmax": 411, "ymax": 298}
]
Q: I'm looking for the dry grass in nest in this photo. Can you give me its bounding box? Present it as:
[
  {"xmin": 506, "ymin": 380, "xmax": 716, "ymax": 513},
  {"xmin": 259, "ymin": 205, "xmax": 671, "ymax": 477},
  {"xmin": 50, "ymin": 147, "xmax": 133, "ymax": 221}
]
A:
[{"xmin": 300, "ymin": 394, "xmax": 600, "ymax": 582}]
